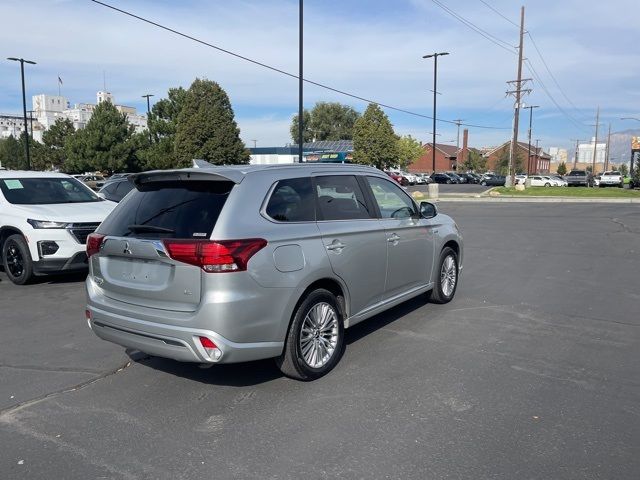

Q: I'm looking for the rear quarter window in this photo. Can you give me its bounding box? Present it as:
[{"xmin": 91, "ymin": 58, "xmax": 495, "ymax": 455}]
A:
[
  {"xmin": 265, "ymin": 178, "xmax": 315, "ymax": 222},
  {"xmin": 98, "ymin": 180, "xmax": 233, "ymax": 239}
]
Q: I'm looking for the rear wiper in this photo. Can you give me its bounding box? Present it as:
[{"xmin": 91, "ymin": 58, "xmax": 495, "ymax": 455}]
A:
[{"xmin": 127, "ymin": 224, "xmax": 175, "ymax": 234}]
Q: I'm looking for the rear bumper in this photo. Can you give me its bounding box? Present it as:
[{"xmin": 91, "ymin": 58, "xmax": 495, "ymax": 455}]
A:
[{"xmin": 87, "ymin": 305, "xmax": 284, "ymax": 364}]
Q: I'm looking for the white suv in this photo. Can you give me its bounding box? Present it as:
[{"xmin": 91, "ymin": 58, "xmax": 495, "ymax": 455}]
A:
[{"xmin": 0, "ymin": 171, "xmax": 115, "ymax": 284}]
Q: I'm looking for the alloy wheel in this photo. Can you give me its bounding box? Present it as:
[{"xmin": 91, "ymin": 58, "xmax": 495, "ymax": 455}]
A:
[
  {"xmin": 6, "ymin": 243, "xmax": 24, "ymax": 278},
  {"xmin": 440, "ymin": 254, "xmax": 457, "ymax": 297},
  {"xmin": 299, "ymin": 302, "xmax": 339, "ymax": 369}
]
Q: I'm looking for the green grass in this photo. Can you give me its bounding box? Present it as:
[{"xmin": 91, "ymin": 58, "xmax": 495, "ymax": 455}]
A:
[{"xmin": 492, "ymin": 186, "xmax": 640, "ymax": 197}]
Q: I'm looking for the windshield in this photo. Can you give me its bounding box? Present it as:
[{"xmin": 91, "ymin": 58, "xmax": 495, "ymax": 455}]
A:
[
  {"xmin": 568, "ymin": 171, "xmax": 585, "ymax": 176},
  {"xmin": 0, "ymin": 177, "xmax": 101, "ymax": 205}
]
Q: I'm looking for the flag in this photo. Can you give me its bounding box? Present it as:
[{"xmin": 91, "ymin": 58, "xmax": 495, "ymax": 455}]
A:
[{"xmin": 58, "ymin": 76, "xmax": 63, "ymax": 86}]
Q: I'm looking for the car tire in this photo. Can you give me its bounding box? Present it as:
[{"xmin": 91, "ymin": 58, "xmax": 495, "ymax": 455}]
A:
[
  {"xmin": 446, "ymin": 180, "xmax": 452, "ymax": 184},
  {"xmin": 2, "ymin": 234, "xmax": 34, "ymax": 285},
  {"xmin": 276, "ymin": 289, "xmax": 344, "ymax": 381},
  {"xmin": 428, "ymin": 247, "xmax": 459, "ymax": 304},
  {"xmin": 480, "ymin": 181, "xmax": 486, "ymax": 186}
]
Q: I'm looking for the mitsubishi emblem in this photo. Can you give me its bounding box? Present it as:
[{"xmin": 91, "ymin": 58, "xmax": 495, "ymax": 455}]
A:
[{"xmin": 123, "ymin": 241, "xmax": 132, "ymax": 255}]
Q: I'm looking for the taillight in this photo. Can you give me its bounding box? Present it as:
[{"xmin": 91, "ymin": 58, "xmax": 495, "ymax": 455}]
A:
[
  {"xmin": 163, "ymin": 239, "xmax": 267, "ymax": 273},
  {"xmin": 86, "ymin": 233, "xmax": 106, "ymax": 258}
]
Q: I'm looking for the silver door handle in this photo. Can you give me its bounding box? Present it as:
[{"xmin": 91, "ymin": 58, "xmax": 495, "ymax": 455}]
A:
[
  {"xmin": 387, "ymin": 233, "xmax": 400, "ymax": 245},
  {"xmin": 326, "ymin": 241, "xmax": 346, "ymax": 252}
]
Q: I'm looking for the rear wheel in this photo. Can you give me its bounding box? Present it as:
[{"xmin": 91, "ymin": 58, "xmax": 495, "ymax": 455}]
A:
[
  {"xmin": 429, "ymin": 247, "xmax": 459, "ymax": 304},
  {"xmin": 544, "ymin": 183, "xmax": 550, "ymax": 187},
  {"xmin": 276, "ymin": 289, "xmax": 344, "ymax": 381},
  {"xmin": 2, "ymin": 234, "xmax": 34, "ymax": 285}
]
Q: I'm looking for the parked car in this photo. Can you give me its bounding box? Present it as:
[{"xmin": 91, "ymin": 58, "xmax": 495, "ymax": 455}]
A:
[
  {"xmin": 593, "ymin": 174, "xmax": 601, "ymax": 187},
  {"xmin": 431, "ymin": 173, "xmax": 454, "ymax": 184},
  {"xmin": 385, "ymin": 171, "xmax": 407, "ymax": 186},
  {"xmin": 599, "ymin": 171, "xmax": 623, "ymax": 187},
  {"xmin": 85, "ymin": 164, "xmax": 463, "ymax": 380},
  {"xmin": 446, "ymin": 172, "xmax": 465, "ymax": 183},
  {"xmin": 479, "ymin": 175, "xmax": 506, "ymax": 186},
  {"xmin": 565, "ymin": 170, "xmax": 592, "ymax": 187},
  {"xmin": 548, "ymin": 175, "xmax": 568, "ymax": 187},
  {"xmin": 0, "ymin": 171, "xmax": 115, "ymax": 284},
  {"xmin": 515, "ymin": 174, "xmax": 527, "ymax": 185},
  {"xmin": 77, "ymin": 174, "xmax": 106, "ymax": 191},
  {"xmin": 529, "ymin": 175, "xmax": 553, "ymax": 187},
  {"xmin": 457, "ymin": 173, "xmax": 477, "ymax": 184},
  {"xmin": 97, "ymin": 177, "xmax": 135, "ymax": 203},
  {"xmin": 390, "ymin": 170, "xmax": 416, "ymax": 185}
]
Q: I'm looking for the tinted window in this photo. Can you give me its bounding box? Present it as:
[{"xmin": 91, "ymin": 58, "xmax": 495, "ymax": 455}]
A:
[
  {"xmin": 0, "ymin": 177, "xmax": 101, "ymax": 204},
  {"xmin": 315, "ymin": 175, "xmax": 372, "ymax": 221},
  {"xmin": 98, "ymin": 180, "xmax": 233, "ymax": 239},
  {"xmin": 367, "ymin": 176, "xmax": 416, "ymax": 219},
  {"xmin": 114, "ymin": 180, "xmax": 134, "ymax": 199},
  {"xmin": 266, "ymin": 178, "xmax": 315, "ymax": 222}
]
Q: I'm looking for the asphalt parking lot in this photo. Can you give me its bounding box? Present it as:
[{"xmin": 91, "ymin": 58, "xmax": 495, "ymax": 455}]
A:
[
  {"xmin": 1, "ymin": 203, "xmax": 638, "ymax": 479},
  {"xmin": 407, "ymin": 183, "xmax": 489, "ymax": 195}
]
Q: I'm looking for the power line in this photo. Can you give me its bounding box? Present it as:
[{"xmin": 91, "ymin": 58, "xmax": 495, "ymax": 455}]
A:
[
  {"xmin": 90, "ymin": 0, "xmax": 511, "ymax": 131},
  {"xmin": 526, "ymin": 31, "xmax": 586, "ymax": 119},
  {"xmin": 477, "ymin": 0, "xmax": 520, "ymax": 28},
  {"xmin": 429, "ymin": 0, "xmax": 517, "ymax": 54},
  {"xmin": 524, "ymin": 59, "xmax": 589, "ymax": 133}
]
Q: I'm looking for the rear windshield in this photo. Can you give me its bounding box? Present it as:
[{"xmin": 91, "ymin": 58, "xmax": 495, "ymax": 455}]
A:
[
  {"xmin": 0, "ymin": 177, "xmax": 101, "ymax": 204},
  {"xmin": 568, "ymin": 171, "xmax": 586, "ymax": 176},
  {"xmin": 97, "ymin": 180, "xmax": 233, "ymax": 239}
]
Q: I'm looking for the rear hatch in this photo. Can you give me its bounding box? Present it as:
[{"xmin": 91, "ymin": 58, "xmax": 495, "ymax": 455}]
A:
[{"xmin": 91, "ymin": 173, "xmax": 236, "ymax": 312}]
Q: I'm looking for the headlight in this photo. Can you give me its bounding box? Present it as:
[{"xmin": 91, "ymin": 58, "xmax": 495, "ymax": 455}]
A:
[{"xmin": 27, "ymin": 219, "xmax": 69, "ymax": 229}]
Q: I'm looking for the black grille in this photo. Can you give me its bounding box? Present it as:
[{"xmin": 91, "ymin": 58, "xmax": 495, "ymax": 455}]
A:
[{"xmin": 67, "ymin": 223, "xmax": 101, "ymax": 244}]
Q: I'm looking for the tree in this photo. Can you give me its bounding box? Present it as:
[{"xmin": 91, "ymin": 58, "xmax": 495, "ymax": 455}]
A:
[
  {"xmin": 352, "ymin": 103, "xmax": 399, "ymax": 170},
  {"xmin": 463, "ymin": 150, "xmax": 487, "ymax": 172},
  {"xmin": 397, "ymin": 135, "xmax": 423, "ymax": 170},
  {"xmin": 64, "ymin": 101, "xmax": 135, "ymax": 174},
  {"xmin": 0, "ymin": 135, "xmax": 25, "ymax": 170},
  {"xmin": 586, "ymin": 165, "xmax": 593, "ymax": 173},
  {"xmin": 556, "ymin": 161, "xmax": 567, "ymax": 175},
  {"xmin": 175, "ymin": 78, "xmax": 249, "ymax": 165},
  {"xmin": 137, "ymin": 87, "xmax": 187, "ymax": 170},
  {"xmin": 42, "ymin": 118, "xmax": 75, "ymax": 170},
  {"xmin": 289, "ymin": 109, "xmax": 313, "ymax": 144},
  {"xmin": 496, "ymin": 148, "xmax": 523, "ymax": 175},
  {"xmin": 619, "ymin": 163, "xmax": 629, "ymax": 176},
  {"xmin": 290, "ymin": 102, "xmax": 360, "ymax": 143}
]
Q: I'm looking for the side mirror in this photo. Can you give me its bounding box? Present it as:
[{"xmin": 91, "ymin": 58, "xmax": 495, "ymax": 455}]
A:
[{"xmin": 419, "ymin": 201, "xmax": 437, "ymax": 219}]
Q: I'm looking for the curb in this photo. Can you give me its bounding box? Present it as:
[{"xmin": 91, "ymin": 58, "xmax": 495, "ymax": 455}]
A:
[{"xmin": 436, "ymin": 196, "xmax": 640, "ymax": 203}]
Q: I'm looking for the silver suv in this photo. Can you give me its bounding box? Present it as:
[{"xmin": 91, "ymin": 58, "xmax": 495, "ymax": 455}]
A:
[{"xmin": 86, "ymin": 164, "xmax": 463, "ymax": 380}]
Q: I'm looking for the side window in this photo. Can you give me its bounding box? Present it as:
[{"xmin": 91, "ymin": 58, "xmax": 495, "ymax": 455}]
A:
[
  {"xmin": 265, "ymin": 177, "xmax": 315, "ymax": 222},
  {"xmin": 367, "ymin": 176, "xmax": 416, "ymax": 219},
  {"xmin": 315, "ymin": 175, "xmax": 372, "ymax": 221}
]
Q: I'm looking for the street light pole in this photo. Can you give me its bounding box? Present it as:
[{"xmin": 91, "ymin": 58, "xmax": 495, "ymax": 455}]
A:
[
  {"xmin": 423, "ymin": 52, "xmax": 449, "ymax": 173},
  {"xmin": 524, "ymin": 105, "xmax": 539, "ymax": 175},
  {"xmin": 142, "ymin": 94, "xmax": 154, "ymax": 142},
  {"xmin": 298, "ymin": 0, "xmax": 304, "ymax": 163},
  {"xmin": 7, "ymin": 57, "xmax": 37, "ymax": 170}
]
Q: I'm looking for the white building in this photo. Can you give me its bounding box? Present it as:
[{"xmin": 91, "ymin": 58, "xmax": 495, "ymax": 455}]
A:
[
  {"xmin": 0, "ymin": 114, "xmax": 30, "ymax": 140},
  {"xmin": 31, "ymin": 91, "xmax": 148, "ymax": 139},
  {"xmin": 548, "ymin": 147, "xmax": 568, "ymax": 164},
  {"xmin": 578, "ymin": 137, "xmax": 606, "ymax": 164}
]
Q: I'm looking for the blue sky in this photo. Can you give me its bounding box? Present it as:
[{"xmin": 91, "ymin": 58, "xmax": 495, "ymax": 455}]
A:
[{"xmin": 1, "ymin": 0, "xmax": 639, "ymax": 153}]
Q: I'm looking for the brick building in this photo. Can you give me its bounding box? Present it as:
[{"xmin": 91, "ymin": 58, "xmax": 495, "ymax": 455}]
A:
[
  {"xmin": 409, "ymin": 143, "xmax": 459, "ymax": 173},
  {"xmin": 484, "ymin": 141, "xmax": 551, "ymax": 174}
]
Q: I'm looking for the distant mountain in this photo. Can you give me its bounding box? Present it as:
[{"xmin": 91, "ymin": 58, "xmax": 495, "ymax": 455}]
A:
[{"xmin": 608, "ymin": 128, "xmax": 640, "ymax": 166}]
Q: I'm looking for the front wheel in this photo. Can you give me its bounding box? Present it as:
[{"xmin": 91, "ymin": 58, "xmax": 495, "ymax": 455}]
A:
[
  {"xmin": 276, "ymin": 289, "xmax": 344, "ymax": 381},
  {"xmin": 544, "ymin": 183, "xmax": 550, "ymax": 187},
  {"xmin": 2, "ymin": 234, "xmax": 34, "ymax": 285},
  {"xmin": 480, "ymin": 181, "xmax": 487, "ymax": 186},
  {"xmin": 429, "ymin": 247, "xmax": 459, "ymax": 304}
]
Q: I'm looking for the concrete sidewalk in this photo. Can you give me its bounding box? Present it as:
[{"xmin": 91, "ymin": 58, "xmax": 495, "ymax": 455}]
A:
[{"xmin": 437, "ymin": 195, "xmax": 640, "ymax": 203}]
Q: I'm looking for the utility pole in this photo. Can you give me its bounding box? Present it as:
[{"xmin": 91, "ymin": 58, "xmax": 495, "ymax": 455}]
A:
[
  {"xmin": 504, "ymin": 6, "xmax": 528, "ymax": 187},
  {"xmin": 534, "ymin": 139, "xmax": 540, "ymax": 173},
  {"xmin": 591, "ymin": 106, "xmax": 600, "ymax": 176},
  {"xmin": 453, "ymin": 119, "xmax": 464, "ymax": 169},
  {"xmin": 251, "ymin": 139, "xmax": 257, "ymax": 149},
  {"xmin": 570, "ymin": 139, "xmax": 582, "ymax": 169},
  {"xmin": 298, "ymin": 0, "xmax": 304, "ymax": 163},
  {"xmin": 605, "ymin": 123, "xmax": 611, "ymax": 171},
  {"xmin": 524, "ymin": 105, "xmax": 539, "ymax": 175},
  {"xmin": 7, "ymin": 57, "xmax": 36, "ymax": 170}
]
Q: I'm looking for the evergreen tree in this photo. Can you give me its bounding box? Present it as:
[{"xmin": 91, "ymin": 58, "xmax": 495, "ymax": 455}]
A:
[
  {"xmin": 65, "ymin": 101, "xmax": 134, "ymax": 174},
  {"xmin": 137, "ymin": 87, "xmax": 187, "ymax": 170},
  {"xmin": 352, "ymin": 104, "xmax": 399, "ymax": 170},
  {"xmin": 175, "ymin": 78, "xmax": 249, "ymax": 166},
  {"xmin": 290, "ymin": 109, "xmax": 313, "ymax": 144},
  {"xmin": 619, "ymin": 163, "xmax": 629, "ymax": 176},
  {"xmin": 0, "ymin": 135, "xmax": 25, "ymax": 170},
  {"xmin": 556, "ymin": 161, "xmax": 567, "ymax": 175},
  {"xmin": 42, "ymin": 118, "xmax": 75, "ymax": 170}
]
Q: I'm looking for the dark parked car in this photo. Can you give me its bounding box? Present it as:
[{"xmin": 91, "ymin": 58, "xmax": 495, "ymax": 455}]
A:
[
  {"xmin": 431, "ymin": 173, "xmax": 453, "ymax": 184},
  {"xmin": 457, "ymin": 173, "xmax": 478, "ymax": 184},
  {"xmin": 97, "ymin": 177, "xmax": 135, "ymax": 203},
  {"xmin": 480, "ymin": 175, "xmax": 506, "ymax": 186},
  {"xmin": 446, "ymin": 172, "xmax": 465, "ymax": 184}
]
